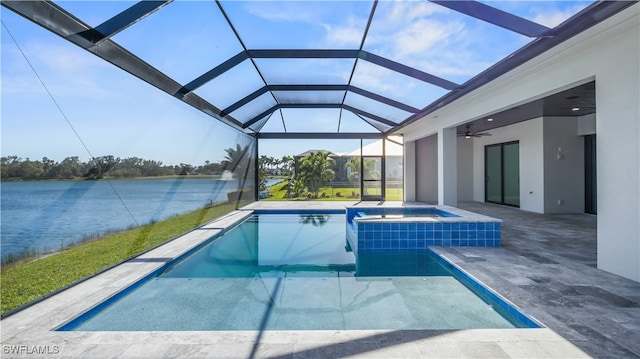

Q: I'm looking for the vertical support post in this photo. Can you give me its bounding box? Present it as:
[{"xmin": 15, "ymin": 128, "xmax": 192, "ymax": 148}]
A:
[
  {"xmin": 382, "ymin": 137, "xmax": 386, "ymax": 201},
  {"xmin": 254, "ymin": 138, "xmax": 259, "ymax": 202},
  {"xmin": 438, "ymin": 127, "xmax": 458, "ymax": 206},
  {"xmin": 404, "ymin": 140, "xmax": 416, "ymax": 202}
]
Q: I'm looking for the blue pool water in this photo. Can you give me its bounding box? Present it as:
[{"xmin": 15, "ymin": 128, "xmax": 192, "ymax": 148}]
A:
[{"xmin": 59, "ymin": 212, "xmax": 539, "ymax": 331}]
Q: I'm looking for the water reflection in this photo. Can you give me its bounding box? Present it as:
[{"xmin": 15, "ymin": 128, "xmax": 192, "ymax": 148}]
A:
[{"xmin": 299, "ymin": 214, "xmax": 330, "ymax": 227}]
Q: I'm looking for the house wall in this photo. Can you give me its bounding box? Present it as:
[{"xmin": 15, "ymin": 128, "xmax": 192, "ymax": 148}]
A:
[
  {"xmin": 400, "ymin": 4, "xmax": 639, "ymax": 281},
  {"xmin": 543, "ymin": 117, "xmax": 585, "ymax": 214},
  {"xmin": 404, "ymin": 141, "xmax": 416, "ymax": 201},
  {"xmin": 578, "ymin": 113, "xmax": 596, "ymax": 136},
  {"xmin": 415, "ymin": 135, "xmax": 438, "ymax": 203},
  {"xmin": 457, "ymin": 138, "xmax": 474, "ymax": 201}
]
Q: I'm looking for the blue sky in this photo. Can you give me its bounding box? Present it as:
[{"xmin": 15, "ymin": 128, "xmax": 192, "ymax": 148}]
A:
[{"xmin": 1, "ymin": 1, "xmax": 592, "ymax": 164}]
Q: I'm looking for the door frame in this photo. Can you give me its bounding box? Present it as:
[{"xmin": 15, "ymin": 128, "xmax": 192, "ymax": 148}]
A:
[
  {"xmin": 484, "ymin": 141, "xmax": 520, "ymax": 207},
  {"xmin": 361, "ymin": 155, "xmax": 384, "ymax": 201}
]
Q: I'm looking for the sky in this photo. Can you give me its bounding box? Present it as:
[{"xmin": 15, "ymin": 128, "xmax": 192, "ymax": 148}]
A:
[{"xmin": 1, "ymin": 0, "xmax": 592, "ymax": 165}]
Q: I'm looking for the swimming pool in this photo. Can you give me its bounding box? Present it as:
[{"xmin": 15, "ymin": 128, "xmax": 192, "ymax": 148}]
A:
[{"xmin": 58, "ymin": 211, "xmax": 540, "ymax": 331}]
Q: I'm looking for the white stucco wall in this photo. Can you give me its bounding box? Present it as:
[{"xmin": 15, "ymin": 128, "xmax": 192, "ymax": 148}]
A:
[
  {"xmin": 457, "ymin": 138, "xmax": 474, "ymax": 201},
  {"xmin": 404, "ymin": 141, "xmax": 416, "ymax": 202},
  {"xmin": 594, "ymin": 14, "xmax": 640, "ymax": 282},
  {"xmin": 400, "ymin": 4, "xmax": 639, "ymax": 281},
  {"xmin": 578, "ymin": 113, "xmax": 596, "ymax": 136},
  {"xmin": 543, "ymin": 117, "xmax": 585, "ymax": 214},
  {"xmin": 415, "ymin": 135, "xmax": 438, "ymax": 203}
]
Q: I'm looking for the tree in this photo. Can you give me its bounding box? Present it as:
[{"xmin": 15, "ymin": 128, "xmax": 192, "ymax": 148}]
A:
[
  {"xmin": 178, "ymin": 163, "xmax": 194, "ymax": 176},
  {"xmin": 345, "ymin": 157, "xmax": 360, "ymax": 182},
  {"xmin": 280, "ymin": 155, "xmax": 294, "ymax": 176},
  {"xmin": 85, "ymin": 155, "xmax": 120, "ymax": 180},
  {"xmin": 1, "ymin": 156, "xmax": 20, "ymax": 178},
  {"xmin": 222, "ymin": 144, "xmax": 250, "ymax": 180},
  {"xmin": 289, "ymin": 177, "xmax": 306, "ymax": 198},
  {"xmin": 298, "ymin": 151, "xmax": 335, "ymax": 198},
  {"xmin": 222, "ymin": 144, "xmax": 253, "ymax": 203},
  {"xmin": 17, "ymin": 158, "xmax": 44, "ymax": 179},
  {"xmin": 258, "ymin": 155, "xmax": 269, "ymax": 191},
  {"xmin": 363, "ymin": 158, "xmax": 381, "ymax": 180},
  {"xmin": 53, "ymin": 156, "xmax": 83, "ymax": 179}
]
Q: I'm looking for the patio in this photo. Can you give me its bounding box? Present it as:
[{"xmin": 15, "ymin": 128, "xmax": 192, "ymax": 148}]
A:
[{"xmin": 1, "ymin": 201, "xmax": 637, "ymax": 358}]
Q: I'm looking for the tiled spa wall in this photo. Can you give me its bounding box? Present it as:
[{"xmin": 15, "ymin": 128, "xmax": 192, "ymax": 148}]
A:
[{"xmin": 346, "ymin": 206, "xmax": 502, "ymax": 253}]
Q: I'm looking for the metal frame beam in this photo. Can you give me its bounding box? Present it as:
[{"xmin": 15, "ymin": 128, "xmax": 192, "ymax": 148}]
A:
[
  {"xmin": 257, "ymin": 132, "xmax": 385, "ymax": 140},
  {"xmin": 246, "ymin": 50, "xmax": 459, "ymax": 90},
  {"xmin": 242, "ymin": 103, "xmax": 398, "ymax": 129},
  {"xmin": 175, "ymin": 52, "xmax": 249, "ymax": 97},
  {"xmin": 430, "ymin": 1, "xmax": 551, "ymax": 38},
  {"xmin": 92, "ymin": 1, "xmax": 171, "ymax": 44},
  {"xmin": 222, "ymin": 84, "xmax": 420, "ymax": 118},
  {"xmin": 1, "ymin": 0, "xmax": 246, "ymax": 132},
  {"xmin": 180, "ymin": 49, "xmax": 460, "ymax": 96},
  {"xmin": 5, "ymin": 0, "xmax": 633, "ymax": 140}
]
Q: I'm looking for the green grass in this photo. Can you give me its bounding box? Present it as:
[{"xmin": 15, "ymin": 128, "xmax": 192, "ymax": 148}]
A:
[
  {"xmin": 0, "ymin": 201, "xmax": 244, "ymax": 315},
  {"xmin": 262, "ymin": 180, "xmax": 403, "ymax": 201},
  {"xmin": 262, "ymin": 181, "xmax": 360, "ymax": 201}
]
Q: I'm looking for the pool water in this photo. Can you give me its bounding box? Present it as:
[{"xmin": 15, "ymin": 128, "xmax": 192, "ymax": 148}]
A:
[{"xmin": 60, "ymin": 213, "xmax": 537, "ymax": 331}]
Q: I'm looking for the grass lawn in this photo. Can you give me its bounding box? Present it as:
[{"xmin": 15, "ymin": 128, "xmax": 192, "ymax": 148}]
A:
[
  {"xmin": 0, "ymin": 201, "xmax": 244, "ymax": 315},
  {"xmin": 262, "ymin": 180, "xmax": 403, "ymax": 201}
]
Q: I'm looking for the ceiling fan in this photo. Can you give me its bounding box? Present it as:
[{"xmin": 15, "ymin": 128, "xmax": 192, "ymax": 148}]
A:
[{"xmin": 458, "ymin": 124, "xmax": 491, "ymax": 139}]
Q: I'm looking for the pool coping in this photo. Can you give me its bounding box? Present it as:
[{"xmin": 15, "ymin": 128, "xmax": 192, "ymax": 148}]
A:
[{"xmin": 0, "ymin": 201, "xmax": 590, "ymax": 358}]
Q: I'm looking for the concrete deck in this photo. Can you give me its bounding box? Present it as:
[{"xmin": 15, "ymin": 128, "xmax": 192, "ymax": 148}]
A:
[{"xmin": 1, "ymin": 201, "xmax": 638, "ymax": 358}]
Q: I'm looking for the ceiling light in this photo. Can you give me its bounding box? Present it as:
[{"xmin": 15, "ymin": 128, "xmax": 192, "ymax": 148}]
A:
[
  {"xmin": 465, "ymin": 134, "xmax": 471, "ymax": 139},
  {"xmin": 487, "ymin": 118, "xmax": 494, "ymax": 122},
  {"xmin": 572, "ymin": 107, "xmax": 580, "ymax": 111}
]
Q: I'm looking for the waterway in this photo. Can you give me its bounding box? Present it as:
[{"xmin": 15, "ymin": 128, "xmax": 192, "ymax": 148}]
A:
[{"xmin": 0, "ymin": 177, "xmax": 265, "ymax": 260}]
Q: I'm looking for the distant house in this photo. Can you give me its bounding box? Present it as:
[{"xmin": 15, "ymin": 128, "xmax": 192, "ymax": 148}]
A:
[{"xmin": 343, "ymin": 139, "xmax": 403, "ymax": 181}]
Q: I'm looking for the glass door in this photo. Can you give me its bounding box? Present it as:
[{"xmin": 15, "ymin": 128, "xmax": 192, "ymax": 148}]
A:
[
  {"xmin": 485, "ymin": 142, "xmax": 520, "ymax": 207},
  {"xmin": 485, "ymin": 145, "xmax": 502, "ymax": 203},
  {"xmin": 503, "ymin": 142, "xmax": 520, "ymax": 206},
  {"xmin": 362, "ymin": 156, "xmax": 383, "ymax": 201}
]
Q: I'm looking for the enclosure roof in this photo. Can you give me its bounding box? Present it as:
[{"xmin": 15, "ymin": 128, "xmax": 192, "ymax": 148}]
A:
[{"xmin": 2, "ymin": 1, "xmax": 634, "ymax": 138}]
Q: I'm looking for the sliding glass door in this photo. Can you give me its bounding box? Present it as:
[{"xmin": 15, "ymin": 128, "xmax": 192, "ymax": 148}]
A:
[{"xmin": 485, "ymin": 142, "xmax": 520, "ymax": 207}]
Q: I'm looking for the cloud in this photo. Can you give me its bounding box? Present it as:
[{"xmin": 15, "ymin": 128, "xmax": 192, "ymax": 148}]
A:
[
  {"xmin": 364, "ymin": 1, "xmax": 479, "ymax": 77},
  {"xmin": 3, "ymin": 40, "xmax": 117, "ymax": 98},
  {"xmin": 243, "ymin": 1, "xmax": 324, "ymax": 24},
  {"xmin": 323, "ymin": 15, "xmax": 365, "ymax": 48},
  {"xmin": 533, "ymin": 5, "xmax": 588, "ymax": 28},
  {"xmin": 386, "ymin": 1, "xmax": 447, "ymax": 25}
]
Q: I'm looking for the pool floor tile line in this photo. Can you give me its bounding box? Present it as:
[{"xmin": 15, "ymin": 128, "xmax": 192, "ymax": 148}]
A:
[{"xmin": 1, "ymin": 201, "xmax": 637, "ymax": 358}]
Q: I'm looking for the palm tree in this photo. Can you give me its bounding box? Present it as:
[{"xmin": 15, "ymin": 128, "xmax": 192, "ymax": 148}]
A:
[
  {"xmin": 280, "ymin": 155, "xmax": 294, "ymax": 176},
  {"xmin": 222, "ymin": 144, "xmax": 249, "ymax": 180},
  {"xmin": 298, "ymin": 151, "xmax": 335, "ymax": 198},
  {"xmin": 222, "ymin": 144, "xmax": 252, "ymax": 204}
]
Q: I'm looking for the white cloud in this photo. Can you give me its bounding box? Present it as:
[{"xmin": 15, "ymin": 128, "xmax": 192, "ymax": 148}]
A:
[
  {"xmin": 393, "ymin": 19, "xmax": 465, "ymax": 60},
  {"xmin": 533, "ymin": 5, "xmax": 587, "ymax": 28},
  {"xmin": 2, "ymin": 40, "xmax": 117, "ymax": 98},
  {"xmin": 243, "ymin": 1, "xmax": 324, "ymax": 24},
  {"xmin": 323, "ymin": 15, "xmax": 365, "ymax": 48}
]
